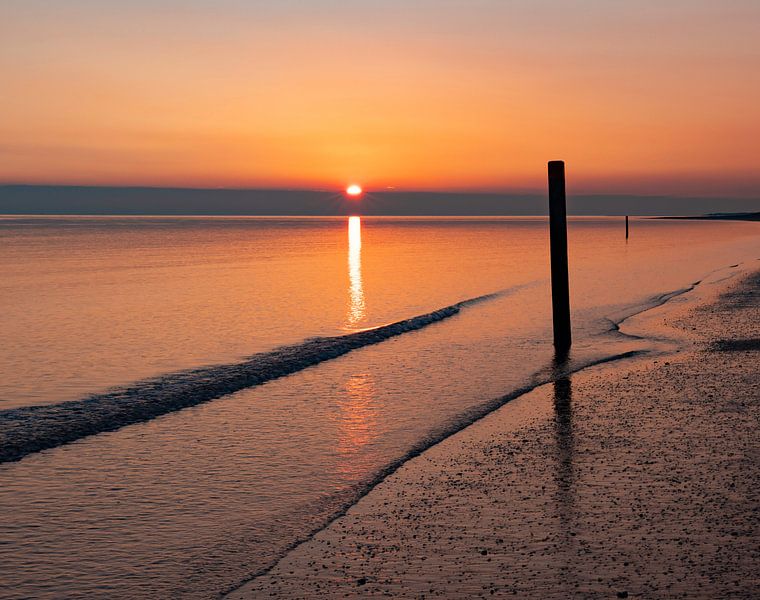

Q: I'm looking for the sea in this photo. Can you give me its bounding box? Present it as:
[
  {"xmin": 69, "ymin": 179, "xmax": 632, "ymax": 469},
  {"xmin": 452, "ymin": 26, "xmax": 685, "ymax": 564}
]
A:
[{"xmin": 0, "ymin": 215, "xmax": 757, "ymax": 598}]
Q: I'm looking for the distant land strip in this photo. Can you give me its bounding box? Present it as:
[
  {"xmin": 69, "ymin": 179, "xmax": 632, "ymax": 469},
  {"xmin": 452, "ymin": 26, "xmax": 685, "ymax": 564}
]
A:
[
  {"xmin": 1, "ymin": 185, "xmax": 759, "ymax": 216},
  {"xmin": 656, "ymin": 212, "xmax": 760, "ymax": 221},
  {"xmin": 0, "ymin": 292, "xmax": 501, "ymax": 464}
]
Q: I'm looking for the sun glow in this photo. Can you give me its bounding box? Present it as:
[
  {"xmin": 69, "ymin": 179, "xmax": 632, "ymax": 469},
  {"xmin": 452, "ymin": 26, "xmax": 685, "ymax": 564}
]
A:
[{"xmin": 346, "ymin": 184, "xmax": 362, "ymax": 197}]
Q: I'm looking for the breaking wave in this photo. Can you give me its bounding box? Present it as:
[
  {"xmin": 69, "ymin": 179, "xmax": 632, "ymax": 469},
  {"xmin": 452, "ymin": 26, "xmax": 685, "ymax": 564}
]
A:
[{"xmin": 0, "ymin": 291, "xmax": 503, "ymax": 464}]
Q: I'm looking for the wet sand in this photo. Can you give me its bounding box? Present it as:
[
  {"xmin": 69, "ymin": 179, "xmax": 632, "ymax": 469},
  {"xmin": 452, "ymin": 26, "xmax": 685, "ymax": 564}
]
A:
[{"xmin": 228, "ymin": 269, "xmax": 759, "ymax": 599}]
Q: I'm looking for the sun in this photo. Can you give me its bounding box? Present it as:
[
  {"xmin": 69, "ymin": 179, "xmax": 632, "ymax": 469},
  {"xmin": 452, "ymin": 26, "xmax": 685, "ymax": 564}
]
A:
[{"xmin": 346, "ymin": 184, "xmax": 362, "ymax": 197}]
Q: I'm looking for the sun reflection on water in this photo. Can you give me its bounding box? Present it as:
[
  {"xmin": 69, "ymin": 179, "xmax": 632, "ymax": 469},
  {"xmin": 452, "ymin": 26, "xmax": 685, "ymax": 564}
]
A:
[
  {"xmin": 346, "ymin": 216, "xmax": 365, "ymax": 327},
  {"xmin": 335, "ymin": 372, "xmax": 378, "ymax": 482}
]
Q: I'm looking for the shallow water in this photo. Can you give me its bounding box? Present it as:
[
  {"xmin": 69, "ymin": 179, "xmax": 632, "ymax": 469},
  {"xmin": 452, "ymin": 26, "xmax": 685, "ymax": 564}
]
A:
[{"xmin": 0, "ymin": 216, "xmax": 758, "ymax": 599}]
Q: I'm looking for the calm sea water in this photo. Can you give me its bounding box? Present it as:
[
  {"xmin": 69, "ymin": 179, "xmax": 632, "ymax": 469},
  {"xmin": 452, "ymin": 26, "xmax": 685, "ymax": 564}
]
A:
[{"xmin": 0, "ymin": 216, "xmax": 758, "ymax": 599}]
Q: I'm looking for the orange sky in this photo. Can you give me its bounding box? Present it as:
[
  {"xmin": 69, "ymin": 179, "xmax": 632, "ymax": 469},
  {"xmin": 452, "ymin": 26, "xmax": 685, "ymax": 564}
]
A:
[{"xmin": 1, "ymin": 1, "xmax": 758, "ymax": 196}]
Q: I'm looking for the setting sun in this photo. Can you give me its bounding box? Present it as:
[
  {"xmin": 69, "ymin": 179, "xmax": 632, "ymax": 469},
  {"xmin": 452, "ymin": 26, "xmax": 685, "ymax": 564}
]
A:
[{"xmin": 346, "ymin": 184, "xmax": 362, "ymax": 197}]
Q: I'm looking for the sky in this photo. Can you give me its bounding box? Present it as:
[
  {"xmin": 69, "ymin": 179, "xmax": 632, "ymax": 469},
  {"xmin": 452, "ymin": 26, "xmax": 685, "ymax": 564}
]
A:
[{"xmin": 1, "ymin": 0, "xmax": 759, "ymax": 196}]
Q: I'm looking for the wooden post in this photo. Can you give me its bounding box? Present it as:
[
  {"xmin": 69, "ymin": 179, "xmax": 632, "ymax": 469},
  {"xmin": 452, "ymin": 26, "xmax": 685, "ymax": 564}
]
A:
[
  {"xmin": 548, "ymin": 161, "xmax": 571, "ymax": 351},
  {"xmin": 626, "ymin": 215, "xmax": 629, "ymax": 239}
]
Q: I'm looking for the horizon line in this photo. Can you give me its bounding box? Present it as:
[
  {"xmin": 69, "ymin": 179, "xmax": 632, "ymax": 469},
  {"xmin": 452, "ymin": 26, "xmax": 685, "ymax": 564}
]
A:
[{"xmin": 2, "ymin": 182, "xmax": 758, "ymax": 200}]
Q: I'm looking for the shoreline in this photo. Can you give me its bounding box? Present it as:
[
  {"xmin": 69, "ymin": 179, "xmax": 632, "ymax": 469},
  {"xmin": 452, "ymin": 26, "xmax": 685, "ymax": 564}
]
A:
[
  {"xmin": 215, "ymin": 276, "xmax": 717, "ymax": 595},
  {"xmin": 655, "ymin": 212, "xmax": 760, "ymax": 221},
  {"xmin": 228, "ymin": 265, "xmax": 759, "ymax": 598}
]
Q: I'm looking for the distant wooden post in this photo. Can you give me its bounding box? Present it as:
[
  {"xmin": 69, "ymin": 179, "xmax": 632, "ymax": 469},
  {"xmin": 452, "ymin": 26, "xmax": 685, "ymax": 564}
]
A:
[
  {"xmin": 626, "ymin": 215, "xmax": 629, "ymax": 239},
  {"xmin": 548, "ymin": 161, "xmax": 571, "ymax": 351}
]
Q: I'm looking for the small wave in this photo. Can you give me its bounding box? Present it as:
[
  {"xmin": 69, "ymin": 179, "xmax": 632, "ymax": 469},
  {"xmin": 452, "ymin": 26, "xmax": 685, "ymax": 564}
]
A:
[
  {"xmin": 0, "ymin": 291, "xmax": 506, "ymax": 464},
  {"xmin": 602, "ymin": 284, "xmax": 696, "ymax": 339}
]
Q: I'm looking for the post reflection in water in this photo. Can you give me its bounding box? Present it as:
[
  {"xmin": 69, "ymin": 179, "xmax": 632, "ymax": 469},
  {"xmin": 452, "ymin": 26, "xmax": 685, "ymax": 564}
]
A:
[
  {"xmin": 335, "ymin": 372, "xmax": 378, "ymax": 482},
  {"xmin": 553, "ymin": 376, "xmax": 575, "ymax": 514},
  {"xmin": 346, "ymin": 216, "xmax": 366, "ymax": 328},
  {"xmin": 553, "ymin": 373, "xmax": 578, "ymax": 587}
]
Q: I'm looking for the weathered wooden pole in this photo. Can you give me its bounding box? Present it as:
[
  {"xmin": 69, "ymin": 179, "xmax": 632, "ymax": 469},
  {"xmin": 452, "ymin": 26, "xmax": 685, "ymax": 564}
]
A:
[
  {"xmin": 625, "ymin": 215, "xmax": 629, "ymax": 239},
  {"xmin": 548, "ymin": 161, "xmax": 571, "ymax": 351}
]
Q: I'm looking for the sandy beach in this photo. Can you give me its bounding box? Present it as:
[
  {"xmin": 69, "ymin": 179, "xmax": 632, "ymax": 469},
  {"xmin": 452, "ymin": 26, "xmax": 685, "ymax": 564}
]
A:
[{"xmin": 228, "ymin": 267, "xmax": 760, "ymax": 599}]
